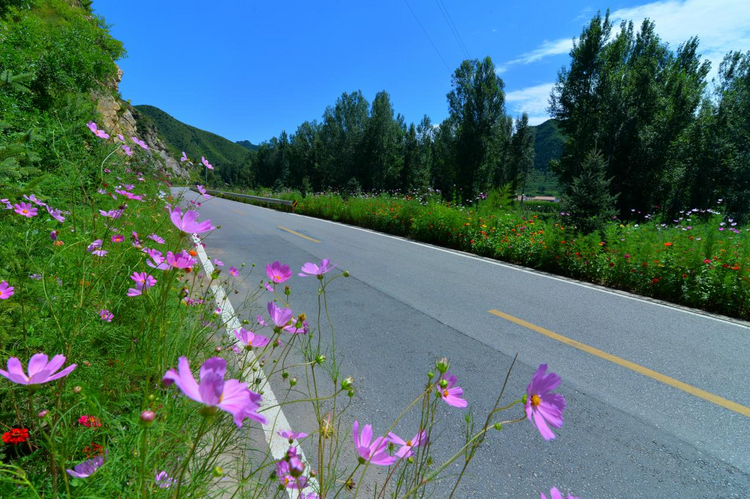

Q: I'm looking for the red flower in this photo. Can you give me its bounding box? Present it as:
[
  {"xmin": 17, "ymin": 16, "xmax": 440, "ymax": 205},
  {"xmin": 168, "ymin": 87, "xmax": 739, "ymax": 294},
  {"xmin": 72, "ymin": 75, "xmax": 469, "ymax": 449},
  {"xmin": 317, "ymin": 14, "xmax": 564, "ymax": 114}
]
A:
[
  {"xmin": 78, "ymin": 415, "xmax": 101, "ymax": 428},
  {"xmin": 2, "ymin": 428, "xmax": 29, "ymax": 445}
]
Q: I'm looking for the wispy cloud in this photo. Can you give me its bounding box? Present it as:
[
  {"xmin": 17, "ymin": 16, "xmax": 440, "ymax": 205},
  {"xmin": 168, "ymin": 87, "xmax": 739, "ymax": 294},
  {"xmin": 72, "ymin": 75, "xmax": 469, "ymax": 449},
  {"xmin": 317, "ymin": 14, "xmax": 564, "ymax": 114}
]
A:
[
  {"xmin": 507, "ymin": 39, "xmax": 573, "ymax": 66},
  {"xmin": 611, "ymin": 0, "xmax": 750, "ymax": 80},
  {"xmin": 505, "ymin": 82, "xmax": 555, "ymax": 125}
]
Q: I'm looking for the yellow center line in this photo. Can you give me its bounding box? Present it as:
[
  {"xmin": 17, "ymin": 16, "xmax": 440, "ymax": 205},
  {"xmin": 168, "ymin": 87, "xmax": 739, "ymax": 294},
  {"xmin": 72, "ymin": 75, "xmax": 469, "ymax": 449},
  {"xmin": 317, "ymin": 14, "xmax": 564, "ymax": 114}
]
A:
[
  {"xmin": 488, "ymin": 309, "xmax": 750, "ymax": 418},
  {"xmin": 277, "ymin": 226, "xmax": 321, "ymax": 243},
  {"xmin": 230, "ymin": 209, "xmax": 246, "ymax": 216}
]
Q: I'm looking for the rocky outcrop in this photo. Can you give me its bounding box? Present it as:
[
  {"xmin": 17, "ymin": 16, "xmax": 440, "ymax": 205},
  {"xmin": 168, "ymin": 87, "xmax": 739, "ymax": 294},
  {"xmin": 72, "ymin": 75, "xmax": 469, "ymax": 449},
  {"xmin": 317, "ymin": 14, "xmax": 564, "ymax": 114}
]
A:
[{"xmin": 92, "ymin": 66, "xmax": 190, "ymax": 180}]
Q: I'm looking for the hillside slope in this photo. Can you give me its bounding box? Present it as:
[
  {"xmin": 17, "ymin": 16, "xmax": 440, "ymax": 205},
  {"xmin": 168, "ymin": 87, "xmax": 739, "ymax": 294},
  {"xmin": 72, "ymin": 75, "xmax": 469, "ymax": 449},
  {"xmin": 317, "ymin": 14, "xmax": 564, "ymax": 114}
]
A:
[
  {"xmin": 133, "ymin": 105, "xmax": 252, "ymax": 168},
  {"xmin": 532, "ymin": 119, "xmax": 565, "ymax": 172}
]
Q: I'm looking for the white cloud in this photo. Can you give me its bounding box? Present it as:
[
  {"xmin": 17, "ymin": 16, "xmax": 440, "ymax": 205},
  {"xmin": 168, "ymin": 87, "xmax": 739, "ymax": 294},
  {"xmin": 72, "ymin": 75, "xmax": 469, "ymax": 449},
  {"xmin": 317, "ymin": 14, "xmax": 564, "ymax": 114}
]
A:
[
  {"xmin": 508, "ymin": 38, "xmax": 573, "ymax": 65},
  {"xmin": 494, "ymin": 65, "xmax": 508, "ymax": 75},
  {"xmin": 611, "ymin": 0, "xmax": 750, "ymax": 80},
  {"xmin": 505, "ymin": 82, "xmax": 555, "ymax": 123}
]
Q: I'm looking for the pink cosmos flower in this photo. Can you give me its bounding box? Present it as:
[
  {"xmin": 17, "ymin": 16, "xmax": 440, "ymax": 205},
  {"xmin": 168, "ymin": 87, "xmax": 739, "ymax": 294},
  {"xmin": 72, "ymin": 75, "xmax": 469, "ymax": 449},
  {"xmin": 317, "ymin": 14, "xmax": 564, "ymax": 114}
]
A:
[
  {"xmin": 266, "ymin": 261, "xmax": 292, "ymax": 283},
  {"xmin": 99, "ymin": 209, "xmax": 124, "ymax": 219},
  {"xmin": 180, "ymin": 151, "xmax": 188, "ymax": 162},
  {"xmin": 67, "ymin": 454, "xmax": 105, "ymax": 478},
  {"xmin": 131, "ymin": 136, "xmax": 149, "ymax": 150},
  {"xmin": 525, "ymin": 364, "xmax": 566, "ymax": 441},
  {"xmin": 258, "ymin": 301, "xmax": 293, "ymax": 329},
  {"xmin": 276, "ymin": 459, "xmax": 307, "ymax": 489},
  {"xmin": 127, "ymin": 272, "xmax": 156, "ymax": 297},
  {"xmin": 87, "ymin": 239, "xmax": 103, "ymax": 252},
  {"xmin": 86, "ymin": 122, "xmax": 109, "ymax": 140},
  {"xmin": 201, "ymin": 156, "xmax": 214, "ymax": 170},
  {"xmin": 352, "ymin": 421, "xmax": 396, "ymax": 466},
  {"xmin": 148, "ymin": 233, "xmax": 165, "ymax": 244},
  {"xmin": 234, "ymin": 328, "xmax": 270, "ymax": 349},
  {"xmin": 0, "ymin": 281, "xmax": 14, "ymax": 300},
  {"xmin": 437, "ymin": 372, "xmax": 467, "ymax": 408},
  {"xmin": 23, "ymin": 194, "xmax": 46, "ymax": 206},
  {"xmin": 14, "ymin": 202, "xmax": 37, "ymax": 218},
  {"xmin": 111, "ymin": 234, "xmax": 124, "ymax": 243},
  {"xmin": 155, "ymin": 471, "xmax": 175, "ymax": 488},
  {"xmin": 541, "ymin": 487, "xmax": 579, "ymax": 499},
  {"xmin": 277, "ymin": 430, "xmax": 308, "ymax": 442},
  {"xmin": 117, "ymin": 134, "xmax": 124, "ymax": 142},
  {"xmin": 46, "ymin": 206, "xmax": 65, "ymax": 223},
  {"xmin": 196, "ymin": 184, "xmax": 211, "ymax": 198},
  {"xmin": 166, "ymin": 250, "xmax": 197, "ymax": 270},
  {"xmin": 388, "ymin": 430, "xmax": 427, "ymax": 459},
  {"xmin": 229, "ymin": 267, "xmax": 239, "ymax": 277},
  {"xmin": 1, "ymin": 198, "xmax": 12, "ymax": 210},
  {"xmin": 298, "ymin": 259, "xmax": 336, "ymax": 278},
  {"xmin": 122, "ymin": 145, "xmax": 133, "ymax": 156},
  {"xmin": 99, "ymin": 309, "xmax": 114, "ymax": 322},
  {"xmin": 213, "ymin": 258, "xmax": 224, "ymax": 267},
  {"xmin": 162, "ymin": 357, "xmax": 262, "ymax": 427},
  {"xmin": 0, "ymin": 353, "xmax": 76, "ymax": 385},
  {"xmin": 169, "ymin": 206, "xmax": 215, "ymax": 234}
]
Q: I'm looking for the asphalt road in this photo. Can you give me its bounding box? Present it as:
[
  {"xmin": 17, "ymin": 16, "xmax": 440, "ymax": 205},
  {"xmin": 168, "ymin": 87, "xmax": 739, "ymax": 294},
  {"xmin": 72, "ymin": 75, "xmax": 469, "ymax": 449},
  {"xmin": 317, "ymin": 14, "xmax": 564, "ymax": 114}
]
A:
[{"xmin": 176, "ymin": 188, "xmax": 750, "ymax": 498}]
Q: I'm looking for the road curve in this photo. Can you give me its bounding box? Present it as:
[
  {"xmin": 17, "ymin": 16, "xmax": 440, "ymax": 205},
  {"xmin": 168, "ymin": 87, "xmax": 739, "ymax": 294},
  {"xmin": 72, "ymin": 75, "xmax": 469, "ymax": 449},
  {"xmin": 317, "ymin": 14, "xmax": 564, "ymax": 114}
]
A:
[{"xmin": 177, "ymin": 188, "xmax": 750, "ymax": 498}]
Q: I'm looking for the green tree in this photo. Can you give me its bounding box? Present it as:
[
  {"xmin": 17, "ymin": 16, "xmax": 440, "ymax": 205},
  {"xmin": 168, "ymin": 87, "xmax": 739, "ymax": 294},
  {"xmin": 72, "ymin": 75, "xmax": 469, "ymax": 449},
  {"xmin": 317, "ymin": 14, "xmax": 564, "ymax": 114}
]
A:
[
  {"xmin": 318, "ymin": 91, "xmax": 369, "ymax": 189},
  {"xmin": 563, "ymin": 149, "xmax": 618, "ymax": 233},
  {"xmin": 549, "ymin": 11, "xmax": 613, "ymax": 187},
  {"xmin": 447, "ymin": 57, "xmax": 508, "ymax": 200},
  {"xmin": 506, "ymin": 113, "xmax": 536, "ymax": 194},
  {"xmin": 364, "ymin": 91, "xmax": 404, "ymax": 190}
]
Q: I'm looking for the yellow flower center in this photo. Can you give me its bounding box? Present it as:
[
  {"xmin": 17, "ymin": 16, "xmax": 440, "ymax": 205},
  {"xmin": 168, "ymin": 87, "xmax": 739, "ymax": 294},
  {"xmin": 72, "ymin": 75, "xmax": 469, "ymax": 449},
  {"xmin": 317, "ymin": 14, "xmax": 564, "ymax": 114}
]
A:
[
  {"xmin": 531, "ymin": 394, "xmax": 541, "ymax": 407},
  {"xmin": 406, "ymin": 440, "xmax": 413, "ymax": 447},
  {"xmin": 22, "ymin": 209, "xmax": 28, "ymax": 214},
  {"xmin": 442, "ymin": 389, "xmax": 449, "ymax": 398}
]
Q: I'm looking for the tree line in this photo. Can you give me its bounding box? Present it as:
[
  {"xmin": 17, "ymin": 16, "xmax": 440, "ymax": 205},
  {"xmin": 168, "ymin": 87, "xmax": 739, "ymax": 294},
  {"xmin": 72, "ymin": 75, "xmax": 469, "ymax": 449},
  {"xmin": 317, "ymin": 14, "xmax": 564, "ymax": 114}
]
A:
[
  {"xmin": 217, "ymin": 10, "xmax": 750, "ymax": 225},
  {"xmin": 217, "ymin": 57, "xmax": 536, "ymax": 204}
]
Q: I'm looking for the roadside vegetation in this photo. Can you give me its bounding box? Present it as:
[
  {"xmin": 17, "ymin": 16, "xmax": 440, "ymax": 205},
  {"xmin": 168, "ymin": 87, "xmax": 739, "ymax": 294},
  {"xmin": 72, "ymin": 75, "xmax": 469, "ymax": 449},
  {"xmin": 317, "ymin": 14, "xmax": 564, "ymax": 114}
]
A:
[{"xmin": 220, "ymin": 187, "xmax": 750, "ymax": 321}]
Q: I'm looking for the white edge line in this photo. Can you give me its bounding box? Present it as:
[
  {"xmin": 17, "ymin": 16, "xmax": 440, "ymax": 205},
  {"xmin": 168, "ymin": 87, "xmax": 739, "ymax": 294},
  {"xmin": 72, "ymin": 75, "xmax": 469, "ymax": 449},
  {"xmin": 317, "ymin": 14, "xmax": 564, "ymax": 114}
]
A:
[{"xmin": 192, "ymin": 233, "xmax": 318, "ymax": 498}]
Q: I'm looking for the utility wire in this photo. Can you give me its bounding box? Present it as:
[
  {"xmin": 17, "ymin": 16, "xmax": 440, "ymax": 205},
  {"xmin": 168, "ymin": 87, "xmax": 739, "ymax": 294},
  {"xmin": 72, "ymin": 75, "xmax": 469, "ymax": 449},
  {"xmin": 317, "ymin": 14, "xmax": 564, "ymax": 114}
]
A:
[
  {"xmin": 402, "ymin": 0, "xmax": 452, "ymax": 71},
  {"xmin": 435, "ymin": 0, "xmax": 471, "ymax": 60}
]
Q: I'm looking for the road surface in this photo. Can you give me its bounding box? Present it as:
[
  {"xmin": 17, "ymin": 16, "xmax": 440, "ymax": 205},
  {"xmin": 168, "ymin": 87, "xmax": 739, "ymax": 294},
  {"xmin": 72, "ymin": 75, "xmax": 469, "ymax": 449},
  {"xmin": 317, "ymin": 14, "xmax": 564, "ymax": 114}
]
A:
[{"xmin": 177, "ymin": 188, "xmax": 750, "ymax": 498}]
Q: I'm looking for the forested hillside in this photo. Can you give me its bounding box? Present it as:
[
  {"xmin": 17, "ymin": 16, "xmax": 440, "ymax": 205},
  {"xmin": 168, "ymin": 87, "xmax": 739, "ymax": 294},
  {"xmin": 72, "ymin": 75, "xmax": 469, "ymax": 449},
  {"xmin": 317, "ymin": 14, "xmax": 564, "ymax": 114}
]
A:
[
  {"xmin": 532, "ymin": 119, "xmax": 565, "ymax": 173},
  {"xmin": 133, "ymin": 105, "xmax": 253, "ymax": 184}
]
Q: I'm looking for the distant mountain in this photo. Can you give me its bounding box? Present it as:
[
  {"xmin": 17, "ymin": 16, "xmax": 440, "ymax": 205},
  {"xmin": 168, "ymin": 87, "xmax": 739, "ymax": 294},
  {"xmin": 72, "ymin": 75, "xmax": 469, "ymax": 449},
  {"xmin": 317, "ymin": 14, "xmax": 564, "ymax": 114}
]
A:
[
  {"xmin": 531, "ymin": 119, "xmax": 565, "ymax": 172},
  {"xmin": 132, "ymin": 105, "xmax": 252, "ymax": 168},
  {"xmin": 235, "ymin": 140, "xmax": 259, "ymax": 151}
]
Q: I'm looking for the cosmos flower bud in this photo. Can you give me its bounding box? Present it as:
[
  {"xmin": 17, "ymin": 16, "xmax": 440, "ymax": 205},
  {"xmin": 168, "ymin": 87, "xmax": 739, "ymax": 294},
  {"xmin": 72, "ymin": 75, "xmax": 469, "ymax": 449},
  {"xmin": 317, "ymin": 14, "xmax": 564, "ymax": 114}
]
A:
[
  {"xmin": 347, "ymin": 389, "xmax": 355, "ymax": 397},
  {"xmin": 140, "ymin": 410, "xmax": 155, "ymax": 424},
  {"xmin": 213, "ymin": 466, "xmax": 225, "ymax": 477},
  {"xmin": 315, "ymin": 354, "xmax": 326, "ymax": 364},
  {"xmin": 427, "ymin": 371, "xmax": 434, "ymax": 379},
  {"xmin": 341, "ymin": 377, "xmax": 354, "ymax": 390},
  {"xmin": 343, "ymin": 270, "xmax": 350, "ymax": 277},
  {"xmin": 38, "ymin": 410, "xmax": 48, "ymax": 418},
  {"xmin": 284, "ymin": 285, "xmax": 290, "ymax": 296},
  {"xmin": 215, "ymin": 346, "xmax": 222, "ymax": 353},
  {"xmin": 439, "ymin": 379, "xmax": 448, "ymax": 389},
  {"xmin": 148, "ymin": 394, "xmax": 155, "ymax": 401},
  {"xmin": 282, "ymin": 371, "xmax": 289, "ymax": 379},
  {"xmin": 493, "ymin": 423, "xmax": 503, "ymax": 431},
  {"xmin": 436, "ymin": 357, "xmax": 449, "ymax": 374},
  {"xmin": 289, "ymin": 377, "xmax": 297, "ymax": 387}
]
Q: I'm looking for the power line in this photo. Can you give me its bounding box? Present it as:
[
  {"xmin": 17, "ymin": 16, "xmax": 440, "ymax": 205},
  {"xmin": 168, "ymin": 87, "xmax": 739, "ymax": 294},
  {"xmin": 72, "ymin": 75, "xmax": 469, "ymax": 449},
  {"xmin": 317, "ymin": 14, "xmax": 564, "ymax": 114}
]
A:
[
  {"xmin": 402, "ymin": 0, "xmax": 452, "ymax": 71},
  {"xmin": 435, "ymin": 0, "xmax": 471, "ymax": 60}
]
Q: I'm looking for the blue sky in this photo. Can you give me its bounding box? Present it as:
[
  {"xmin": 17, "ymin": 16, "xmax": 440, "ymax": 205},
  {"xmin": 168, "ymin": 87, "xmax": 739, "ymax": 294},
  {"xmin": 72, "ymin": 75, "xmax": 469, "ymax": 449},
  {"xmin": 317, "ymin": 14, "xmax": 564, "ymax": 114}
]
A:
[{"xmin": 94, "ymin": 0, "xmax": 750, "ymax": 144}]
